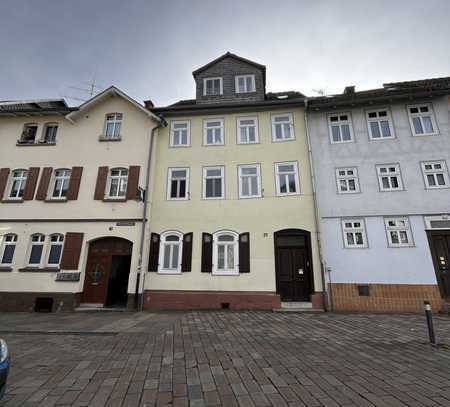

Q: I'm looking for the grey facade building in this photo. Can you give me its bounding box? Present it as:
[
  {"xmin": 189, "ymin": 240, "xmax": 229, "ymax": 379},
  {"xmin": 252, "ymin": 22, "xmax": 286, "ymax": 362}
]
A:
[{"xmin": 306, "ymin": 78, "xmax": 450, "ymax": 312}]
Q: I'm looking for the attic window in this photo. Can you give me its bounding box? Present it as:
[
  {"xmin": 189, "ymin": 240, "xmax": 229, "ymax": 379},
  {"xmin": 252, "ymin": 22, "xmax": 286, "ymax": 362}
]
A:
[
  {"xmin": 203, "ymin": 77, "xmax": 223, "ymax": 96},
  {"xmin": 235, "ymin": 75, "xmax": 255, "ymax": 93}
]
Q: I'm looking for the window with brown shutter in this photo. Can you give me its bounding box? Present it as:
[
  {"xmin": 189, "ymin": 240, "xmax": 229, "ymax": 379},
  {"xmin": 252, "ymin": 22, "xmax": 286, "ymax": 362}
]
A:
[
  {"xmin": 66, "ymin": 167, "xmax": 83, "ymax": 200},
  {"xmin": 126, "ymin": 166, "xmax": 140, "ymax": 200},
  {"xmin": 148, "ymin": 233, "xmax": 160, "ymax": 272},
  {"xmin": 60, "ymin": 232, "xmax": 84, "ymax": 270},
  {"xmin": 36, "ymin": 167, "xmax": 53, "ymax": 200},
  {"xmin": 94, "ymin": 166, "xmax": 108, "ymax": 200},
  {"xmin": 201, "ymin": 233, "xmax": 213, "ymax": 272},
  {"xmin": 181, "ymin": 232, "xmax": 193, "ymax": 272},
  {"xmin": 23, "ymin": 167, "xmax": 40, "ymax": 200},
  {"xmin": 0, "ymin": 168, "xmax": 10, "ymax": 199},
  {"xmin": 239, "ymin": 232, "xmax": 250, "ymax": 273}
]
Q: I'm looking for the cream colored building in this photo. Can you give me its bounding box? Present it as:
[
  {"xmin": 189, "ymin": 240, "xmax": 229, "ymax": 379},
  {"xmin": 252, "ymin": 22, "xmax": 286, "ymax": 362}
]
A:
[
  {"xmin": 145, "ymin": 53, "xmax": 324, "ymax": 310},
  {"xmin": 0, "ymin": 87, "xmax": 161, "ymax": 311}
]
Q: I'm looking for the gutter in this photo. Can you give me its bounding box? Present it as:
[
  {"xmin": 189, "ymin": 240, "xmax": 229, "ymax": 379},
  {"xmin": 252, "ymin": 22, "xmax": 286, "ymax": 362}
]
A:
[
  {"xmin": 137, "ymin": 119, "xmax": 165, "ymax": 311},
  {"xmin": 303, "ymin": 99, "xmax": 331, "ymax": 311}
]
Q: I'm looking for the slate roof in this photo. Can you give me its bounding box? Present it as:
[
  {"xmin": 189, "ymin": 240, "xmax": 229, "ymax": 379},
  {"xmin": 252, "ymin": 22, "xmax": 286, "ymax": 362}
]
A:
[
  {"xmin": 192, "ymin": 52, "xmax": 266, "ymax": 77},
  {"xmin": 152, "ymin": 90, "xmax": 306, "ymax": 115},
  {"xmin": 308, "ymin": 76, "xmax": 450, "ymax": 110},
  {"xmin": 0, "ymin": 99, "xmax": 76, "ymax": 116}
]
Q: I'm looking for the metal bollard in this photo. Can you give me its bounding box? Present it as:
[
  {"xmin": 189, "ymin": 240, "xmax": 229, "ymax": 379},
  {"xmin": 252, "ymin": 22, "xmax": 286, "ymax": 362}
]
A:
[{"xmin": 424, "ymin": 301, "xmax": 436, "ymax": 345}]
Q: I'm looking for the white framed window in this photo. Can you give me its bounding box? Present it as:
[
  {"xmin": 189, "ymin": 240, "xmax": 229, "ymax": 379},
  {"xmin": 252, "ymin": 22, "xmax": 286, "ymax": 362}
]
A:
[
  {"xmin": 103, "ymin": 113, "xmax": 122, "ymax": 139},
  {"xmin": 203, "ymin": 166, "xmax": 225, "ymax": 199},
  {"xmin": 366, "ymin": 109, "xmax": 394, "ymax": 140},
  {"xmin": 384, "ymin": 218, "xmax": 413, "ymax": 247},
  {"xmin": 238, "ymin": 164, "xmax": 261, "ymax": 199},
  {"xmin": 342, "ymin": 219, "xmax": 368, "ymax": 248},
  {"xmin": 51, "ymin": 169, "xmax": 71, "ymax": 199},
  {"xmin": 158, "ymin": 231, "xmax": 183, "ymax": 274},
  {"xmin": 421, "ymin": 161, "xmax": 449, "ymax": 189},
  {"xmin": 107, "ymin": 168, "xmax": 128, "ymax": 199},
  {"xmin": 213, "ymin": 230, "xmax": 239, "ymax": 275},
  {"xmin": 170, "ymin": 121, "xmax": 190, "ymax": 147},
  {"xmin": 46, "ymin": 234, "xmax": 64, "ymax": 266},
  {"xmin": 275, "ymin": 162, "xmax": 300, "ymax": 196},
  {"xmin": 28, "ymin": 234, "xmax": 46, "ymax": 266},
  {"xmin": 19, "ymin": 123, "xmax": 38, "ymax": 144},
  {"xmin": 42, "ymin": 123, "xmax": 58, "ymax": 143},
  {"xmin": 203, "ymin": 77, "xmax": 223, "ymax": 96},
  {"xmin": 336, "ymin": 167, "xmax": 360, "ymax": 194},
  {"xmin": 203, "ymin": 119, "xmax": 224, "ymax": 145},
  {"xmin": 376, "ymin": 164, "xmax": 403, "ymax": 191},
  {"xmin": 271, "ymin": 113, "xmax": 294, "ymax": 141},
  {"xmin": 235, "ymin": 75, "xmax": 256, "ymax": 93},
  {"xmin": 237, "ymin": 117, "xmax": 258, "ymax": 144},
  {"xmin": 424, "ymin": 215, "xmax": 450, "ymax": 230},
  {"xmin": 0, "ymin": 234, "xmax": 17, "ymax": 266},
  {"xmin": 167, "ymin": 168, "xmax": 189, "ymax": 200},
  {"xmin": 407, "ymin": 104, "xmax": 438, "ymax": 136},
  {"xmin": 328, "ymin": 113, "xmax": 353, "ymax": 143},
  {"xmin": 8, "ymin": 169, "xmax": 28, "ymax": 199}
]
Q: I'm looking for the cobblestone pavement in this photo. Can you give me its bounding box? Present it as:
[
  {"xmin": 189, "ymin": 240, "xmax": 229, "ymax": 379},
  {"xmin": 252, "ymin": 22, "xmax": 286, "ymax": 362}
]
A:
[{"xmin": 1, "ymin": 311, "xmax": 450, "ymax": 406}]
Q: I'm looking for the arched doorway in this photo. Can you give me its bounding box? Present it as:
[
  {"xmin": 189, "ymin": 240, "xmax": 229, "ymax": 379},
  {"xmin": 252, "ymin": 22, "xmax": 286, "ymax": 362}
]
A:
[
  {"xmin": 82, "ymin": 237, "xmax": 132, "ymax": 307},
  {"xmin": 274, "ymin": 229, "xmax": 314, "ymax": 302}
]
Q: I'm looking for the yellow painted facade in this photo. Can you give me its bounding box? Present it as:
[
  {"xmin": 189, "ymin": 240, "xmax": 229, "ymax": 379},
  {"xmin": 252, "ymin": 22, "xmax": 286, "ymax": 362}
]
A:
[{"xmin": 146, "ymin": 108, "xmax": 322, "ymax": 294}]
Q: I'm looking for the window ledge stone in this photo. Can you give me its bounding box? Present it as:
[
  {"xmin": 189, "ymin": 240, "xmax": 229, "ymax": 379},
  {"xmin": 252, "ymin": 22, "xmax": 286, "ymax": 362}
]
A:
[
  {"xmin": 19, "ymin": 267, "xmax": 60, "ymax": 272},
  {"xmin": 102, "ymin": 198, "xmax": 127, "ymax": 202},
  {"xmin": 0, "ymin": 266, "xmax": 12, "ymax": 272},
  {"xmin": 16, "ymin": 141, "xmax": 56, "ymax": 147},
  {"xmin": 99, "ymin": 136, "xmax": 122, "ymax": 142},
  {"xmin": 44, "ymin": 198, "xmax": 68, "ymax": 203},
  {"xmin": 2, "ymin": 199, "xmax": 24, "ymax": 203}
]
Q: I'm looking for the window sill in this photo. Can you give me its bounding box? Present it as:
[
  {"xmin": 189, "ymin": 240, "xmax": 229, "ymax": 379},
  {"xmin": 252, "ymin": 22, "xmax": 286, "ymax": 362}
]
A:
[
  {"xmin": 212, "ymin": 272, "xmax": 240, "ymax": 276},
  {"xmin": 0, "ymin": 266, "xmax": 12, "ymax": 272},
  {"xmin": 272, "ymin": 137, "xmax": 296, "ymax": 143},
  {"xmin": 45, "ymin": 198, "xmax": 68, "ymax": 203},
  {"xmin": 169, "ymin": 144, "xmax": 191, "ymax": 148},
  {"xmin": 412, "ymin": 133, "xmax": 439, "ymax": 137},
  {"xmin": 103, "ymin": 198, "xmax": 127, "ymax": 202},
  {"xmin": 157, "ymin": 270, "xmax": 182, "ymax": 275},
  {"xmin": 19, "ymin": 267, "xmax": 60, "ymax": 272},
  {"xmin": 2, "ymin": 199, "xmax": 24, "ymax": 203},
  {"xmin": 276, "ymin": 192, "xmax": 301, "ymax": 197},
  {"xmin": 16, "ymin": 141, "xmax": 56, "ymax": 147},
  {"xmin": 99, "ymin": 136, "xmax": 122, "ymax": 142}
]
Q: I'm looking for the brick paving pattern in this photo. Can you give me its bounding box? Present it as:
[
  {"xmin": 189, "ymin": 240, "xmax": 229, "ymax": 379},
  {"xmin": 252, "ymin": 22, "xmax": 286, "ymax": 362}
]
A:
[{"xmin": 1, "ymin": 311, "xmax": 450, "ymax": 406}]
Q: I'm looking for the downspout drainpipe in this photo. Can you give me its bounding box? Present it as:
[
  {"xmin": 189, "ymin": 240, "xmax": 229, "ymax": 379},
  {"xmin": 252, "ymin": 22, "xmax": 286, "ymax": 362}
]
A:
[
  {"xmin": 304, "ymin": 99, "xmax": 332, "ymax": 311},
  {"xmin": 137, "ymin": 119, "xmax": 164, "ymax": 311}
]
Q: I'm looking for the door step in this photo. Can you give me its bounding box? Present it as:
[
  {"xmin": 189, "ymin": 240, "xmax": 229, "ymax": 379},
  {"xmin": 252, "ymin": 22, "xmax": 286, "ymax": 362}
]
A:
[
  {"xmin": 75, "ymin": 303, "xmax": 127, "ymax": 312},
  {"xmin": 273, "ymin": 302, "xmax": 323, "ymax": 313}
]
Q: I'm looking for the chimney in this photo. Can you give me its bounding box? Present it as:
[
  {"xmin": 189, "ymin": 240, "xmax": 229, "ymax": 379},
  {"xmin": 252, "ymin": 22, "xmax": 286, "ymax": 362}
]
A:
[
  {"xmin": 143, "ymin": 100, "xmax": 154, "ymax": 109},
  {"xmin": 343, "ymin": 86, "xmax": 355, "ymax": 95}
]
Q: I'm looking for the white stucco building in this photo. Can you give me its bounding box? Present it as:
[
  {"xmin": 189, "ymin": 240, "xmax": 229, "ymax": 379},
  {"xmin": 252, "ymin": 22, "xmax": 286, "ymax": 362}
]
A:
[
  {"xmin": 307, "ymin": 79, "xmax": 450, "ymax": 312},
  {"xmin": 0, "ymin": 88, "xmax": 161, "ymax": 311}
]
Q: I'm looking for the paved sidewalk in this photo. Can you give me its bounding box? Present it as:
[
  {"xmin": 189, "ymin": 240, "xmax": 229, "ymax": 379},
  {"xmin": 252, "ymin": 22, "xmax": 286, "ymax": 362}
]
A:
[{"xmin": 1, "ymin": 311, "xmax": 450, "ymax": 406}]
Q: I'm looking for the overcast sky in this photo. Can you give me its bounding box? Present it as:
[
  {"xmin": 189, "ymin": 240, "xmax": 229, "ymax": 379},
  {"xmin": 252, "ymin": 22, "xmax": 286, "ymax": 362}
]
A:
[{"xmin": 1, "ymin": 0, "xmax": 449, "ymax": 107}]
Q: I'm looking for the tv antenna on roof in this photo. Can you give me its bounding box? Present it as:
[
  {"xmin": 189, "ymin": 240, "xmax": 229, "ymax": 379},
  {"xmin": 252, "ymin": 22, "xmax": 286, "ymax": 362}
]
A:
[{"xmin": 62, "ymin": 73, "xmax": 103, "ymax": 103}]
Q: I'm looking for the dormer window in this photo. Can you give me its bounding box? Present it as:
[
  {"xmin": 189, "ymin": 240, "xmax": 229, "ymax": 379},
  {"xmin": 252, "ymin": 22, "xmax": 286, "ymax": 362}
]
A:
[
  {"xmin": 235, "ymin": 75, "xmax": 255, "ymax": 93},
  {"xmin": 103, "ymin": 113, "xmax": 122, "ymax": 139},
  {"xmin": 203, "ymin": 78, "xmax": 223, "ymax": 96},
  {"xmin": 20, "ymin": 123, "xmax": 38, "ymax": 144}
]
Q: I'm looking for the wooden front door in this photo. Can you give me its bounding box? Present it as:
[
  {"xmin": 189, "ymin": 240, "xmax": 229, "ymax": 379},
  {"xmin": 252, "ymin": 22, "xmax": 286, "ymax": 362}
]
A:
[
  {"xmin": 275, "ymin": 230, "xmax": 313, "ymax": 302},
  {"xmin": 428, "ymin": 231, "xmax": 450, "ymax": 299},
  {"xmin": 82, "ymin": 237, "xmax": 132, "ymax": 305}
]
